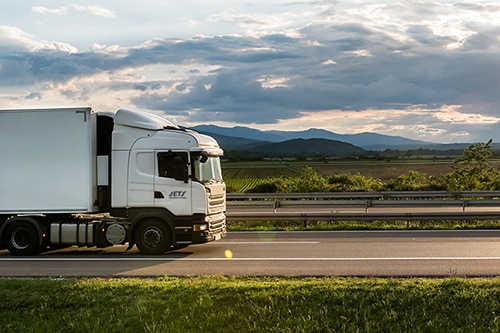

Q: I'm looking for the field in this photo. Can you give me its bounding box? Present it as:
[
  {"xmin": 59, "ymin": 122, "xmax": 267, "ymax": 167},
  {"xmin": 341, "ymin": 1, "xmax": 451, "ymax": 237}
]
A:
[
  {"xmin": 222, "ymin": 158, "xmax": 466, "ymax": 192},
  {"xmin": 223, "ymin": 161, "xmax": 303, "ymax": 192},
  {"xmin": 2, "ymin": 276, "xmax": 500, "ymax": 332}
]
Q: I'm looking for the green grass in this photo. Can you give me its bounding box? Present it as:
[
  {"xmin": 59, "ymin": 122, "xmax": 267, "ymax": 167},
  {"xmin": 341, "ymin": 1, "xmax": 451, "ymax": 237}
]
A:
[
  {"xmin": 2, "ymin": 276, "xmax": 500, "ymax": 332},
  {"xmin": 226, "ymin": 219, "xmax": 500, "ymax": 231}
]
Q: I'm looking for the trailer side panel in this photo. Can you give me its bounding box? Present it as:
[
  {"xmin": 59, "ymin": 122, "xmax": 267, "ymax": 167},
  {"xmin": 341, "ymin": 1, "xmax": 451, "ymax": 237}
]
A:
[{"xmin": 0, "ymin": 107, "xmax": 97, "ymax": 213}]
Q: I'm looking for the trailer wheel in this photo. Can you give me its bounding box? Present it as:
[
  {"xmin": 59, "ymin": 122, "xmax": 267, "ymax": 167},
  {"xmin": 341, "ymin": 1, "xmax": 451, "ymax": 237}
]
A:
[
  {"xmin": 135, "ymin": 219, "xmax": 172, "ymax": 255},
  {"xmin": 4, "ymin": 221, "xmax": 41, "ymax": 256}
]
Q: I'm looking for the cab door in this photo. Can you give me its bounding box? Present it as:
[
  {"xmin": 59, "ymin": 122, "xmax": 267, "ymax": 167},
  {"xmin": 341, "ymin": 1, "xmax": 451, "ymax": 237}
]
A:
[{"xmin": 154, "ymin": 150, "xmax": 192, "ymax": 216}]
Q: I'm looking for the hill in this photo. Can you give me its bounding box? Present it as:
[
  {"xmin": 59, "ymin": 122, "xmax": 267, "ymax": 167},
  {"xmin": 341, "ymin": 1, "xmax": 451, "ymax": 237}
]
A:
[
  {"xmin": 267, "ymin": 128, "xmax": 431, "ymax": 150},
  {"xmin": 192, "ymin": 125, "xmax": 431, "ymax": 150},
  {"xmin": 240, "ymin": 138, "xmax": 367, "ymax": 157}
]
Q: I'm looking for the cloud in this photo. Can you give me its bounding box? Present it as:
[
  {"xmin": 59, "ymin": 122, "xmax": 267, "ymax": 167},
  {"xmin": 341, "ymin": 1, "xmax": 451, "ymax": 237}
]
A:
[
  {"xmin": 2, "ymin": 1, "xmax": 500, "ymax": 143},
  {"xmin": 32, "ymin": 6, "xmax": 68, "ymax": 15},
  {"xmin": 207, "ymin": 10, "xmax": 296, "ymax": 31},
  {"xmin": 31, "ymin": 4, "xmax": 116, "ymax": 18},
  {"xmin": 0, "ymin": 25, "xmax": 77, "ymax": 52},
  {"xmin": 71, "ymin": 5, "xmax": 117, "ymax": 18},
  {"xmin": 25, "ymin": 92, "xmax": 42, "ymax": 100}
]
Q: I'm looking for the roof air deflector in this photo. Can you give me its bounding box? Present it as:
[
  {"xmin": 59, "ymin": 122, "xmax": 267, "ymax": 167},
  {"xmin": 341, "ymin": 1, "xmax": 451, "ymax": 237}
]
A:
[{"xmin": 113, "ymin": 109, "xmax": 179, "ymax": 130}]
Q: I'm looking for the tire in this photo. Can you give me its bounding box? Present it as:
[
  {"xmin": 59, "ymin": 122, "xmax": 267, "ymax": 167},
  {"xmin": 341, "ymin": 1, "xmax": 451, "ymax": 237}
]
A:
[
  {"xmin": 4, "ymin": 221, "xmax": 41, "ymax": 256},
  {"xmin": 135, "ymin": 219, "xmax": 172, "ymax": 255}
]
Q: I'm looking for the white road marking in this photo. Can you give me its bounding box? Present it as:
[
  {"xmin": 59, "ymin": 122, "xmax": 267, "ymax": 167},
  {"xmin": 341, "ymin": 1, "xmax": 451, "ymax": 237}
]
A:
[{"xmin": 215, "ymin": 241, "xmax": 319, "ymax": 244}]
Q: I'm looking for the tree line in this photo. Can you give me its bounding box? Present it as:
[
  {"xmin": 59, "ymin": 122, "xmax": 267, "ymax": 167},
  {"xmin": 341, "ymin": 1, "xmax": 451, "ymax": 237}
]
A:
[{"xmin": 248, "ymin": 140, "xmax": 500, "ymax": 193}]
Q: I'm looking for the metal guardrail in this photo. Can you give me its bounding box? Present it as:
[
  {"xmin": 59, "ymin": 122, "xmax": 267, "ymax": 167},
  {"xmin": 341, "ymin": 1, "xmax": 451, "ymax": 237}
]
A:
[
  {"xmin": 227, "ymin": 191, "xmax": 500, "ymax": 200},
  {"xmin": 226, "ymin": 191, "xmax": 500, "ymax": 222}
]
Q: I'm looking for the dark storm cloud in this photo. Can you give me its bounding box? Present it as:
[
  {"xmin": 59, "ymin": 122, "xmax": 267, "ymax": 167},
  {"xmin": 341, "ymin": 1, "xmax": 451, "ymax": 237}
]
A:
[
  {"xmin": 129, "ymin": 21, "xmax": 500, "ymax": 124},
  {"xmin": 0, "ymin": 50, "xmax": 121, "ymax": 86}
]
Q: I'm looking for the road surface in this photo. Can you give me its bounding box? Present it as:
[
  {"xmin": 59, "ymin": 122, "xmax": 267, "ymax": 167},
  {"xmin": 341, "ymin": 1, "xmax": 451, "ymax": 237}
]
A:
[{"xmin": 2, "ymin": 230, "xmax": 500, "ymax": 277}]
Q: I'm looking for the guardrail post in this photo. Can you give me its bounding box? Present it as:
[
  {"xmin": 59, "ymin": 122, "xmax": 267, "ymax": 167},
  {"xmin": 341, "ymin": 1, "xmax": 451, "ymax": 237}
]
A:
[{"xmin": 365, "ymin": 199, "xmax": 372, "ymax": 213}]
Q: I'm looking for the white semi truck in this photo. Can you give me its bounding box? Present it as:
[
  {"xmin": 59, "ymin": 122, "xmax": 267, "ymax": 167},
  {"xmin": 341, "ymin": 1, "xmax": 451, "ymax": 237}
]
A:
[{"xmin": 0, "ymin": 107, "xmax": 226, "ymax": 255}]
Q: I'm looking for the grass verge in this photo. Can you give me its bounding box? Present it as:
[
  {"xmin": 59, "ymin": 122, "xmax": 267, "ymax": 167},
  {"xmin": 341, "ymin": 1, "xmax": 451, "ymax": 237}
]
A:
[
  {"xmin": 2, "ymin": 276, "xmax": 500, "ymax": 332},
  {"xmin": 227, "ymin": 219, "xmax": 500, "ymax": 231}
]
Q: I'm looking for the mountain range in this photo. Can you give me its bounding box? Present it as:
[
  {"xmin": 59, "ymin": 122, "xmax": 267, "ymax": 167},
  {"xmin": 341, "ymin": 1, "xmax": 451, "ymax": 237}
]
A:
[
  {"xmin": 190, "ymin": 125, "xmax": 476, "ymax": 157},
  {"xmin": 192, "ymin": 125, "xmax": 434, "ymax": 150}
]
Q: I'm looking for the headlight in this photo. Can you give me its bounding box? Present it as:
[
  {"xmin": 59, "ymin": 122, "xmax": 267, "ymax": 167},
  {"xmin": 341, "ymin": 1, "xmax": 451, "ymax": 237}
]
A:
[{"xmin": 193, "ymin": 224, "xmax": 208, "ymax": 231}]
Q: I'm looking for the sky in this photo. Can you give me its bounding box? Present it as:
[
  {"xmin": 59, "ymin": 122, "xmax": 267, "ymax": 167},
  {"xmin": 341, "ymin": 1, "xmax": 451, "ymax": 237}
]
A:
[{"xmin": 1, "ymin": 1, "xmax": 500, "ymax": 144}]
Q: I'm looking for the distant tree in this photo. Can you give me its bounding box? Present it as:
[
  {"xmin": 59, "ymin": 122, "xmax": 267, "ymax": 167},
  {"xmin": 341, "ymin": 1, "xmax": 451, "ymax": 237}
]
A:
[
  {"xmin": 276, "ymin": 167, "xmax": 330, "ymax": 192},
  {"xmin": 455, "ymin": 139, "xmax": 494, "ymax": 167},
  {"xmin": 328, "ymin": 173, "xmax": 384, "ymax": 192},
  {"xmin": 386, "ymin": 170, "xmax": 446, "ymax": 191},
  {"xmin": 445, "ymin": 139, "xmax": 500, "ymax": 190}
]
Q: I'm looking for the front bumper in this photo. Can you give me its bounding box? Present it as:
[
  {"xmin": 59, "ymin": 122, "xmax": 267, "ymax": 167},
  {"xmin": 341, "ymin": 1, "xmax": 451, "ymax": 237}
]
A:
[{"xmin": 174, "ymin": 212, "xmax": 226, "ymax": 245}]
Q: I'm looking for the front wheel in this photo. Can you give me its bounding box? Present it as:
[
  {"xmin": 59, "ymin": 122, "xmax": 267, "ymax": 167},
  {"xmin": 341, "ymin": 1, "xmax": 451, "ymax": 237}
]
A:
[
  {"xmin": 4, "ymin": 221, "xmax": 41, "ymax": 256},
  {"xmin": 135, "ymin": 219, "xmax": 172, "ymax": 255}
]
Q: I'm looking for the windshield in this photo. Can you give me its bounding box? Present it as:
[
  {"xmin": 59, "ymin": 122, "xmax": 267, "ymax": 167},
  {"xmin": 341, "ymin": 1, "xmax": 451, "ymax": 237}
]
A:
[{"xmin": 192, "ymin": 154, "xmax": 223, "ymax": 183}]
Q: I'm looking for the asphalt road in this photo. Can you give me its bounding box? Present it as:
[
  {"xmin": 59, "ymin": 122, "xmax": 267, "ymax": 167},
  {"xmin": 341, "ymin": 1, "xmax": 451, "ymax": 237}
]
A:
[{"xmin": 2, "ymin": 230, "xmax": 500, "ymax": 277}]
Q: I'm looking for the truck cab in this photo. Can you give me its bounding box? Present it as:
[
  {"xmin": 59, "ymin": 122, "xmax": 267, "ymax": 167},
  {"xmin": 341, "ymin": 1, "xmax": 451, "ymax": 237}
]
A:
[{"xmin": 104, "ymin": 109, "xmax": 226, "ymax": 253}]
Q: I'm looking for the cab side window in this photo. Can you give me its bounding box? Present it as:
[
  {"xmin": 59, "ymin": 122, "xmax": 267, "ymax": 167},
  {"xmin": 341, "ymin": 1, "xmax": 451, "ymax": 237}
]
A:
[{"xmin": 158, "ymin": 151, "xmax": 188, "ymax": 179}]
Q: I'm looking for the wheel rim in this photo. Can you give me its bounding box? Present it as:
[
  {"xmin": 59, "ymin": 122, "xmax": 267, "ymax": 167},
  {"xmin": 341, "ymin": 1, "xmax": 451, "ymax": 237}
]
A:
[
  {"xmin": 10, "ymin": 227, "xmax": 32, "ymax": 250},
  {"xmin": 141, "ymin": 226, "xmax": 163, "ymax": 249}
]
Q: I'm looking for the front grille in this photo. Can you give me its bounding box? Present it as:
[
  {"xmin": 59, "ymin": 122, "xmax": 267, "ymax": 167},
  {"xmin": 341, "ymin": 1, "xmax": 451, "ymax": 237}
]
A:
[
  {"xmin": 207, "ymin": 212, "xmax": 226, "ymax": 234},
  {"xmin": 205, "ymin": 185, "xmax": 226, "ymax": 235},
  {"xmin": 208, "ymin": 192, "xmax": 225, "ymax": 215}
]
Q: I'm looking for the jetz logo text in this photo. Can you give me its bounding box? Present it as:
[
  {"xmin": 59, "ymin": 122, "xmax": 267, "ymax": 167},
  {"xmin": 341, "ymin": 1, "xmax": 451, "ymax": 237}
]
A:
[{"xmin": 169, "ymin": 191, "xmax": 187, "ymax": 199}]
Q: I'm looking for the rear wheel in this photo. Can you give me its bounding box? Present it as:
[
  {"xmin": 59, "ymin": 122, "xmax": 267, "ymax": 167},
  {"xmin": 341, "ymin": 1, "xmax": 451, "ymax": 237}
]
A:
[
  {"xmin": 4, "ymin": 221, "xmax": 41, "ymax": 256},
  {"xmin": 135, "ymin": 219, "xmax": 172, "ymax": 255}
]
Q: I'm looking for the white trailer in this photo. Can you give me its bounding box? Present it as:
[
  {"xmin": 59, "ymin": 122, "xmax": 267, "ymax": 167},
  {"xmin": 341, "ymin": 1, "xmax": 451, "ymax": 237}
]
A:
[{"xmin": 0, "ymin": 107, "xmax": 226, "ymax": 255}]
